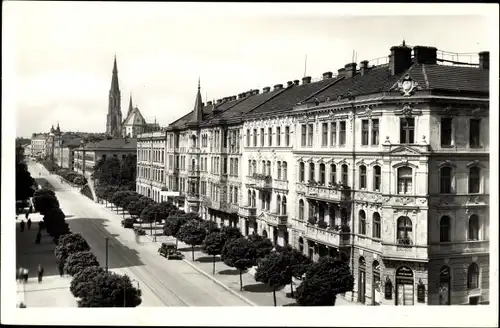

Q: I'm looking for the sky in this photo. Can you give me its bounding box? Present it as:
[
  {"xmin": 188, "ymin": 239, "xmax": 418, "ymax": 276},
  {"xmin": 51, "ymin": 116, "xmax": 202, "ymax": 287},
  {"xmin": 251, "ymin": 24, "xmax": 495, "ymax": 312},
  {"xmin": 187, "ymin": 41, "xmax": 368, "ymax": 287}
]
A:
[{"xmin": 3, "ymin": 2, "xmax": 497, "ymax": 137}]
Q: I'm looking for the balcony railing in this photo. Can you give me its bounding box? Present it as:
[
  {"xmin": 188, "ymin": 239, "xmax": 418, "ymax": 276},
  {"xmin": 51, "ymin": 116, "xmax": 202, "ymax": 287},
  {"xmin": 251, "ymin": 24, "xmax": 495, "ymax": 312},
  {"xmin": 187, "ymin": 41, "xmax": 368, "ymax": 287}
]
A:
[
  {"xmin": 187, "ymin": 193, "xmax": 200, "ymax": 202},
  {"xmin": 246, "ymin": 174, "xmax": 273, "ymax": 189},
  {"xmin": 273, "ymin": 179, "xmax": 289, "ymax": 190},
  {"xmin": 238, "ymin": 206, "xmax": 257, "ymax": 218},
  {"xmin": 382, "ymin": 243, "xmax": 428, "ymax": 261},
  {"xmin": 263, "ymin": 212, "xmax": 288, "ymax": 227},
  {"xmin": 428, "ymin": 240, "xmax": 489, "ymax": 255},
  {"xmin": 221, "ymin": 203, "xmax": 239, "ymax": 214},
  {"xmin": 305, "ymin": 224, "xmax": 341, "ymax": 247},
  {"xmin": 188, "ymin": 165, "xmax": 200, "ymax": 177},
  {"xmin": 187, "ymin": 147, "xmax": 201, "ymax": 154},
  {"xmin": 296, "ymin": 183, "xmax": 351, "ymax": 202}
]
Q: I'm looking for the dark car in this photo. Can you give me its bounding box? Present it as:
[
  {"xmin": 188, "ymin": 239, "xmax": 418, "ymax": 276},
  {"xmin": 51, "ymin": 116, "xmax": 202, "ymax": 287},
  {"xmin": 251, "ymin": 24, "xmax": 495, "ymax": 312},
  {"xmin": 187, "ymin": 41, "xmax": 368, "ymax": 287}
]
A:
[
  {"xmin": 121, "ymin": 218, "xmax": 135, "ymax": 228},
  {"xmin": 158, "ymin": 242, "xmax": 183, "ymax": 260}
]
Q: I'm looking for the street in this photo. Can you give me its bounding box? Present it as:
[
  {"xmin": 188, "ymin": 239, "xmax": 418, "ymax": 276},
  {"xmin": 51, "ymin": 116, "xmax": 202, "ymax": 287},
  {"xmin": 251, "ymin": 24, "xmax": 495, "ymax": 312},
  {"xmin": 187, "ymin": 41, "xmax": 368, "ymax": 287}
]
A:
[{"xmin": 27, "ymin": 162, "xmax": 251, "ymax": 307}]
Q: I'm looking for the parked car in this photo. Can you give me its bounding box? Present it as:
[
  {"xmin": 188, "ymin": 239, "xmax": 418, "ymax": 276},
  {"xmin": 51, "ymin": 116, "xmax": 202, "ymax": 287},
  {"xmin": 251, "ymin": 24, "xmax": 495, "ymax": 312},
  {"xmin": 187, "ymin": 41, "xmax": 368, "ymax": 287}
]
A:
[
  {"xmin": 158, "ymin": 242, "xmax": 183, "ymax": 260},
  {"xmin": 121, "ymin": 218, "xmax": 135, "ymax": 228}
]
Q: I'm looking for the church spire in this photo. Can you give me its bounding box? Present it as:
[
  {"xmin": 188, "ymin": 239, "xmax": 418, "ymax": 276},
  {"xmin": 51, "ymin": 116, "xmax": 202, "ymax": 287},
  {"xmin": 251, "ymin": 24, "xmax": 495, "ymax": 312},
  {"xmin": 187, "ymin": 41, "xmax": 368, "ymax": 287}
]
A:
[
  {"xmin": 192, "ymin": 77, "xmax": 203, "ymax": 123},
  {"xmin": 127, "ymin": 93, "xmax": 133, "ymax": 117},
  {"xmin": 110, "ymin": 54, "xmax": 120, "ymax": 93}
]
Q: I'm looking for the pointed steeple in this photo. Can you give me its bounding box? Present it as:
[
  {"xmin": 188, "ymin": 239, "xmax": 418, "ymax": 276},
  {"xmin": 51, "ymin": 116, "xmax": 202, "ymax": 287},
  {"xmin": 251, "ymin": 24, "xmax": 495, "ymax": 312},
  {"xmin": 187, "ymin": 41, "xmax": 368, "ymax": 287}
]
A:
[
  {"xmin": 127, "ymin": 93, "xmax": 133, "ymax": 117},
  {"xmin": 110, "ymin": 54, "xmax": 120, "ymax": 93},
  {"xmin": 192, "ymin": 77, "xmax": 203, "ymax": 123},
  {"xmin": 56, "ymin": 121, "xmax": 61, "ymax": 134}
]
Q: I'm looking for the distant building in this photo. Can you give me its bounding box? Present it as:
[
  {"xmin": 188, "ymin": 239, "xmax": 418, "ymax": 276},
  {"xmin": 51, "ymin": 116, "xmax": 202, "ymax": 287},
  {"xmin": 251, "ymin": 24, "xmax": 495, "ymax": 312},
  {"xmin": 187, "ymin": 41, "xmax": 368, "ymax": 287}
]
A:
[
  {"xmin": 59, "ymin": 138, "xmax": 82, "ymax": 170},
  {"xmin": 31, "ymin": 134, "xmax": 48, "ymax": 157}
]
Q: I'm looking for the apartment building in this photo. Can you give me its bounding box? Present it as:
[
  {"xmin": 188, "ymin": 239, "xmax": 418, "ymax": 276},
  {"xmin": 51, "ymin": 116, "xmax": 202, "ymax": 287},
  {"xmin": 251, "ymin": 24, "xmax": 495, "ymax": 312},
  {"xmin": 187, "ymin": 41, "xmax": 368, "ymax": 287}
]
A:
[
  {"xmin": 31, "ymin": 134, "xmax": 47, "ymax": 157},
  {"xmin": 139, "ymin": 42, "xmax": 490, "ymax": 306},
  {"xmin": 136, "ymin": 131, "xmax": 167, "ymax": 203}
]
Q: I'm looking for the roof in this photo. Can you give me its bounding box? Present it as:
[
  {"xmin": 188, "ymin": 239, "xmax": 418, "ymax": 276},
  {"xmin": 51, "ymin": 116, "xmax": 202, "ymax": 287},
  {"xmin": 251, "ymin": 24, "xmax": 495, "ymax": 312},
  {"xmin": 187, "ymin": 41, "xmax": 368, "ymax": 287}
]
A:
[
  {"xmin": 78, "ymin": 138, "xmax": 137, "ymax": 151},
  {"xmin": 123, "ymin": 107, "xmax": 145, "ymax": 126},
  {"xmin": 32, "ymin": 134, "xmax": 47, "ymax": 140},
  {"xmin": 61, "ymin": 138, "xmax": 82, "ymax": 148}
]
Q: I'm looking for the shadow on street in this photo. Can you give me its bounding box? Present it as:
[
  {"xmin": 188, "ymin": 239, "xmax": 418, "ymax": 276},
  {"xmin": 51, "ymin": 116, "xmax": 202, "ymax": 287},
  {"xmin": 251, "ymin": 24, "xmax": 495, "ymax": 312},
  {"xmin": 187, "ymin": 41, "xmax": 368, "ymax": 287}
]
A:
[
  {"xmin": 243, "ymin": 283, "xmax": 285, "ymax": 293},
  {"xmin": 34, "ymin": 178, "xmax": 56, "ymax": 190},
  {"xmin": 218, "ymin": 268, "xmax": 246, "ymax": 275},
  {"xmin": 196, "ymin": 256, "xmax": 221, "ymax": 263}
]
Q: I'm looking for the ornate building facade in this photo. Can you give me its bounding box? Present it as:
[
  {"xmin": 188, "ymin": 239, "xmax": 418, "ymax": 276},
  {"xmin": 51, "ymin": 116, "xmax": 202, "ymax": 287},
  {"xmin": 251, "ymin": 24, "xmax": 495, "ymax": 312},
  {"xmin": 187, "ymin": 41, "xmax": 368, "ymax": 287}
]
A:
[{"xmin": 136, "ymin": 43, "xmax": 490, "ymax": 306}]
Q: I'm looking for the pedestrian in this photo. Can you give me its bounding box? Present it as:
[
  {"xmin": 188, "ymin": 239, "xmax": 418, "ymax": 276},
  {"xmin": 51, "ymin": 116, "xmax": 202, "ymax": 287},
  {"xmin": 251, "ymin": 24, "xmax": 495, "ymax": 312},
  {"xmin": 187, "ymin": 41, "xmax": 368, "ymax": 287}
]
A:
[
  {"xmin": 23, "ymin": 268, "xmax": 29, "ymax": 283},
  {"xmin": 20, "ymin": 220, "xmax": 25, "ymax": 232},
  {"xmin": 35, "ymin": 231, "xmax": 41, "ymax": 244},
  {"xmin": 27, "ymin": 218, "xmax": 32, "ymax": 230},
  {"xmin": 37, "ymin": 264, "xmax": 44, "ymax": 283},
  {"xmin": 58, "ymin": 261, "xmax": 64, "ymax": 277},
  {"xmin": 25, "ymin": 211, "xmax": 29, "ymax": 220},
  {"xmin": 29, "ymin": 205, "xmax": 33, "ymax": 213},
  {"xmin": 17, "ymin": 267, "xmax": 23, "ymax": 282}
]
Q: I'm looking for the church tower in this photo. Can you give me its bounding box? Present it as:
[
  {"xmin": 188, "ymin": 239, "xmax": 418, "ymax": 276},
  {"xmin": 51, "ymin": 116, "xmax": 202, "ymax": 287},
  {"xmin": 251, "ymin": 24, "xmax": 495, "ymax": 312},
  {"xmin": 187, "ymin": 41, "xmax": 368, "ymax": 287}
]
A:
[{"xmin": 106, "ymin": 55, "xmax": 123, "ymax": 138}]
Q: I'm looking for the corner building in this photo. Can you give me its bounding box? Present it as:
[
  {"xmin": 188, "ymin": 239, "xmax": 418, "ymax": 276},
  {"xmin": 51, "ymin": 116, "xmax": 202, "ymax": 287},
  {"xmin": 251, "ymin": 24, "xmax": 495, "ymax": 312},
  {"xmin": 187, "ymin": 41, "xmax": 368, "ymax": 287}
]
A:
[{"xmin": 141, "ymin": 43, "xmax": 490, "ymax": 306}]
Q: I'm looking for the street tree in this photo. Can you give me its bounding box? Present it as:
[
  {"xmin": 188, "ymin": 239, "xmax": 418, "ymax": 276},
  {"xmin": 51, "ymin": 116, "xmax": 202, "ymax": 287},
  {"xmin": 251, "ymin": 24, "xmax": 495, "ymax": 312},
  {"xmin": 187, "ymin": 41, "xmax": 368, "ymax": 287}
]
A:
[
  {"xmin": 104, "ymin": 186, "xmax": 119, "ymax": 206},
  {"xmin": 77, "ymin": 271, "xmax": 142, "ymax": 307},
  {"xmin": 119, "ymin": 194, "xmax": 141, "ymax": 218},
  {"xmin": 221, "ymin": 237, "xmax": 257, "ymax": 291},
  {"xmin": 254, "ymin": 251, "xmax": 293, "ymax": 306},
  {"xmin": 275, "ymin": 245, "xmax": 312, "ymax": 297},
  {"xmin": 199, "ymin": 220, "xmax": 220, "ymax": 234},
  {"xmin": 177, "ymin": 219, "xmax": 207, "ymax": 261},
  {"xmin": 202, "ymin": 231, "xmax": 226, "ymax": 274},
  {"xmin": 120, "ymin": 154, "xmax": 137, "ymax": 189},
  {"xmin": 295, "ymin": 256, "xmax": 354, "ymax": 306},
  {"xmin": 140, "ymin": 203, "xmax": 168, "ymax": 224},
  {"xmin": 93, "ymin": 157, "xmax": 122, "ymax": 186},
  {"xmin": 70, "ymin": 266, "xmax": 104, "ymax": 298},
  {"xmin": 221, "ymin": 226, "xmax": 242, "ymax": 242},
  {"xmin": 248, "ymin": 233, "xmax": 274, "ymax": 260},
  {"xmin": 128, "ymin": 197, "xmax": 154, "ymax": 221},
  {"xmin": 16, "ymin": 161, "xmax": 36, "ymax": 201},
  {"xmin": 44, "ymin": 208, "xmax": 70, "ymax": 243},
  {"xmin": 111, "ymin": 191, "xmax": 130, "ymax": 213},
  {"xmin": 163, "ymin": 214, "xmax": 188, "ymax": 248},
  {"xmin": 64, "ymin": 251, "xmax": 100, "ymax": 276},
  {"xmin": 55, "ymin": 233, "xmax": 91, "ymax": 264}
]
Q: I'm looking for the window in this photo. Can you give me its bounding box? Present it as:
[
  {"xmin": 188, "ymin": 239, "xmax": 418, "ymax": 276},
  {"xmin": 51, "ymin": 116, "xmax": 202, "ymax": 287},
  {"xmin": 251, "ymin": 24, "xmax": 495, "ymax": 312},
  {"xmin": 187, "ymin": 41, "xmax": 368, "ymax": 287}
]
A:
[
  {"xmin": 309, "ymin": 163, "xmax": 315, "ymax": 182},
  {"xmin": 400, "ymin": 117, "xmax": 415, "ymax": 144},
  {"xmin": 468, "ymin": 215, "xmax": 479, "ymax": 241},
  {"xmin": 397, "ymin": 216, "xmax": 413, "ymax": 244},
  {"xmin": 276, "ymin": 127, "xmax": 281, "ymax": 146},
  {"xmin": 282, "ymin": 196, "xmax": 287, "ymax": 215},
  {"xmin": 246, "ymin": 129, "xmax": 250, "ymax": 146},
  {"xmin": 266, "ymin": 160, "xmax": 271, "ymax": 175},
  {"xmin": 371, "ymin": 119, "xmax": 379, "ymax": 145},
  {"xmin": 247, "ymin": 190, "xmax": 252, "ymax": 205},
  {"xmin": 469, "ymin": 119, "xmax": 481, "ymax": 148},
  {"xmin": 341, "ymin": 164, "xmax": 348, "ymax": 185},
  {"xmin": 307, "ymin": 124, "xmax": 314, "ymax": 147},
  {"xmin": 330, "ymin": 122, "xmax": 337, "ymax": 146},
  {"xmin": 468, "ymin": 167, "xmax": 481, "ymax": 193},
  {"xmin": 373, "ymin": 165, "xmax": 381, "ymax": 191},
  {"xmin": 268, "ymin": 127, "xmax": 273, "ymax": 146},
  {"xmin": 440, "ymin": 167, "xmax": 452, "ymax": 194},
  {"xmin": 248, "ymin": 160, "xmax": 252, "ymax": 175},
  {"xmin": 467, "ymin": 263, "xmax": 479, "ymax": 289},
  {"xmin": 285, "ymin": 126, "xmax": 290, "ymax": 146},
  {"xmin": 322, "ymin": 123, "xmax": 328, "ymax": 147},
  {"xmin": 282, "ymin": 162, "xmax": 287, "ymax": 180},
  {"xmin": 277, "ymin": 161, "xmax": 282, "ymax": 180},
  {"xmin": 277, "ymin": 195, "xmax": 281, "ymax": 214},
  {"xmin": 301, "ymin": 125, "xmax": 307, "ymax": 147},
  {"xmin": 253, "ymin": 129, "xmax": 257, "ymax": 146},
  {"xmin": 373, "ymin": 213, "xmax": 381, "ymax": 239},
  {"xmin": 299, "ymin": 162, "xmax": 305, "ymax": 182},
  {"xmin": 260, "ymin": 128, "xmax": 265, "ymax": 146},
  {"xmin": 330, "ymin": 164, "xmax": 336, "ymax": 185},
  {"xmin": 359, "ymin": 165, "xmax": 367, "ymax": 189},
  {"xmin": 299, "ymin": 200, "xmax": 304, "ymax": 220},
  {"xmin": 361, "ymin": 120, "xmax": 369, "ymax": 145},
  {"xmin": 319, "ymin": 163, "xmax": 326, "ymax": 184},
  {"xmin": 397, "ymin": 167, "xmax": 412, "ymax": 195},
  {"xmin": 440, "ymin": 216, "xmax": 451, "ymax": 242},
  {"xmin": 261, "ymin": 160, "xmax": 266, "ymax": 174},
  {"xmin": 441, "ymin": 118, "xmax": 453, "ymax": 147},
  {"xmin": 339, "ymin": 121, "xmax": 346, "ymax": 145},
  {"xmin": 359, "ymin": 210, "xmax": 366, "ymax": 235}
]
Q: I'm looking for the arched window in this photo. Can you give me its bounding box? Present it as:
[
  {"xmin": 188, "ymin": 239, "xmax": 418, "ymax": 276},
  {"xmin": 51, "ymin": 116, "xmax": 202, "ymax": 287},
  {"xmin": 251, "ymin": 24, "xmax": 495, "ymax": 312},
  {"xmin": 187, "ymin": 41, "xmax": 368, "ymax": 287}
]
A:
[
  {"xmin": 359, "ymin": 210, "xmax": 366, "ymax": 235},
  {"xmin": 309, "ymin": 163, "xmax": 315, "ymax": 182},
  {"xmin": 261, "ymin": 160, "xmax": 266, "ymax": 174},
  {"xmin": 440, "ymin": 216, "xmax": 451, "ymax": 242},
  {"xmin": 282, "ymin": 162, "xmax": 288, "ymax": 180},
  {"xmin": 299, "ymin": 162, "xmax": 305, "ymax": 182},
  {"xmin": 251, "ymin": 191, "xmax": 256, "ymax": 207},
  {"xmin": 397, "ymin": 167, "xmax": 413, "ymax": 195},
  {"xmin": 330, "ymin": 164, "xmax": 337, "ymax": 185},
  {"xmin": 319, "ymin": 163, "xmax": 326, "ymax": 184},
  {"xmin": 277, "ymin": 161, "xmax": 282, "ymax": 179},
  {"xmin": 468, "ymin": 167, "xmax": 481, "ymax": 193},
  {"xmin": 266, "ymin": 160, "xmax": 272, "ymax": 176},
  {"xmin": 468, "ymin": 215, "xmax": 479, "ymax": 241},
  {"xmin": 266, "ymin": 193, "xmax": 271, "ymax": 211},
  {"xmin": 299, "ymin": 200, "xmax": 304, "ymax": 220},
  {"xmin": 397, "ymin": 216, "xmax": 412, "ymax": 245},
  {"xmin": 439, "ymin": 266, "xmax": 451, "ymax": 305},
  {"xmin": 277, "ymin": 195, "xmax": 282, "ymax": 214},
  {"xmin": 440, "ymin": 167, "xmax": 452, "ymax": 194},
  {"xmin": 282, "ymin": 196, "xmax": 287, "ymax": 215},
  {"xmin": 358, "ymin": 257, "xmax": 366, "ymax": 304},
  {"xmin": 298, "ymin": 237, "xmax": 304, "ymax": 253},
  {"xmin": 372, "ymin": 212, "xmax": 381, "ymax": 239},
  {"xmin": 341, "ymin": 164, "xmax": 349, "ymax": 185},
  {"xmin": 373, "ymin": 165, "xmax": 381, "ymax": 191},
  {"xmin": 252, "ymin": 160, "xmax": 257, "ymax": 173},
  {"xmin": 467, "ymin": 263, "xmax": 479, "ymax": 289},
  {"xmin": 359, "ymin": 165, "xmax": 367, "ymax": 189}
]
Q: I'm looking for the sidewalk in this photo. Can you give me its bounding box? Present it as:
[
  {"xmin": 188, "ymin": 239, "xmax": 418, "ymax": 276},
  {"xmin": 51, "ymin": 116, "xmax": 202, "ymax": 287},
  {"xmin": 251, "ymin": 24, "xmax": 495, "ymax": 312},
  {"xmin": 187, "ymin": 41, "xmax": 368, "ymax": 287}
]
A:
[{"xmin": 100, "ymin": 204, "xmax": 355, "ymax": 306}]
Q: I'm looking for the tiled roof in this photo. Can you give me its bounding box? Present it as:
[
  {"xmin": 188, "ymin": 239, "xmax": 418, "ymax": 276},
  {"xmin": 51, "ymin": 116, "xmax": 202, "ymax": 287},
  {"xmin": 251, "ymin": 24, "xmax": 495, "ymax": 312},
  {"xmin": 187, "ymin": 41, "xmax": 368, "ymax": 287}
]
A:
[
  {"xmin": 79, "ymin": 138, "xmax": 137, "ymax": 150},
  {"xmin": 410, "ymin": 64, "xmax": 489, "ymax": 93},
  {"xmin": 61, "ymin": 138, "xmax": 82, "ymax": 147}
]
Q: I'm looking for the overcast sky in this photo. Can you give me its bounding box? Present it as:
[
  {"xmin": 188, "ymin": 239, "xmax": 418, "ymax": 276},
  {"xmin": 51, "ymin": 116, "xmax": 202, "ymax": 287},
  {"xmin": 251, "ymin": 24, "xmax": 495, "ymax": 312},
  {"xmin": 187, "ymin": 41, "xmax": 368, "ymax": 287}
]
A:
[{"xmin": 3, "ymin": 3, "xmax": 496, "ymax": 137}]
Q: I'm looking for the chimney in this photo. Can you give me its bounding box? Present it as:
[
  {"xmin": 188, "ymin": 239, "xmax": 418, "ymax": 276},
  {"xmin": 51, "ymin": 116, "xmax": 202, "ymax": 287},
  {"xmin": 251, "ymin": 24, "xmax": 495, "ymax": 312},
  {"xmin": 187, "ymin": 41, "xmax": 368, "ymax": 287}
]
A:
[
  {"xmin": 253, "ymin": 89, "xmax": 260, "ymax": 95},
  {"xmin": 274, "ymin": 84, "xmax": 284, "ymax": 91},
  {"xmin": 360, "ymin": 60, "xmax": 369, "ymax": 76},
  {"xmin": 322, "ymin": 71, "xmax": 333, "ymax": 80},
  {"xmin": 233, "ymin": 96, "xmax": 237, "ymax": 100},
  {"xmin": 389, "ymin": 44, "xmax": 412, "ymax": 75},
  {"xmin": 263, "ymin": 86, "xmax": 271, "ymax": 93},
  {"xmin": 293, "ymin": 79, "xmax": 300, "ymax": 86},
  {"xmin": 413, "ymin": 46, "xmax": 437, "ymax": 65},
  {"xmin": 302, "ymin": 76, "xmax": 311, "ymax": 84},
  {"xmin": 207, "ymin": 101, "xmax": 212, "ymax": 106},
  {"xmin": 287, "ymin": 81, "xmax": 293, "ymax": 87},
  {"xmin": 216, "ymin": 99, "xmax": 222, "ymax": 104},
  {"xmin": 479, "ymin": 51, "xmax": 489, "ymax": 70},
  {"xmin": 344, "ymin": 63, "xmax": 357, "ymax": 78},
  {"xmin": 337, "ymin": 68, "xmax": 345, "ymax": 78},
  {"xmin": 246, "ymin": 91, "xmax": 252, "ymax": 97},
  {"xmin": 238, "ymin": 93, "xmax": 245, "ymax": 99}
]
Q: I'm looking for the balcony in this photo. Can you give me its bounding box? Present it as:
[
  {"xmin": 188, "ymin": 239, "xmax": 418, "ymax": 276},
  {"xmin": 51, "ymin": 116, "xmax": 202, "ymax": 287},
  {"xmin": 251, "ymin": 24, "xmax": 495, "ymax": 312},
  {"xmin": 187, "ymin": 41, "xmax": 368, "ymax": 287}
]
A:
[
  {"xmin": 262, "ymin": 212, "xmax": 289, "ymax": 228},
  {"xmin": 186, "ymin": 193, "xmax": 201, "ymax": 203},
  {"xmin": 382, "ymin": 242, "xmax": 428, "ymax": 261},
  {"xmin": 188, "ymin": 165, "xmax": 200, "ymax": 178},
  {"xmin": 221, "ymin": 203, "xmax": 239, "ymax": 214},
  {"xmin": 238, "ymin": 206, "xmax": 257, "ymax": 218},
  {"xmin": 273, "ymin": 179, "xmax": 289, "ymax": 191},
  {"xmin": 187, "ymin": 147, "xmax": 201, "ymax": 154},
  {"xmin": 246, "ymin": 174, "xmax": 272, "ymax": 190},
  {"xmin": 305, "ymin": 224, "xmax": 341, "ymax": 247},
  {"xmin": 428, "ymin": 240, "xmax": 489, "ymax": 256},
  {"xmin": 296, "ymin": 183, "xmax": 351, "ymax": 202}
]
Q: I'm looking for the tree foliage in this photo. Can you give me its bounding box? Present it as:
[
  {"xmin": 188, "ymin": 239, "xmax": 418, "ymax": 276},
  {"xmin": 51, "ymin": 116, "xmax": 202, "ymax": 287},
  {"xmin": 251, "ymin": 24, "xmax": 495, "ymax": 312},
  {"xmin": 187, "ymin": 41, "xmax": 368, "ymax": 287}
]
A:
[
  {"xmin": 163, "ymin": 215, "xmax": 188, "ymax": 239},
  {"xmin": 118, "ymin": 194, "xmax": 141, "ymax": 210},
  {"xmin": 140, "ymin": 203, "xmax": 168, "ymax": 223},
  {"xmin": 199, "ymin": 220, "xmax": 220, "ymax": 234},
  {"xmin": 276, "ymin": 245, "xmax": 312, "ymax": 279},
  {"xmin": 33, "ymin": 189, "xmax": 59, "ymax": 215},
  {"xmin": 202, "ymin": 231, "xmax": 226, "ymax": 256},
  {"xmin": 295, "ymin": 256, "xmax": 354, "ymax": 306},
  {"xmin": 120, "ymin": 154, "xmax": 137, "ymax": 188},
  {"xmin": 221, "ymin": 237, "xmax": 257, "ymax": 290},
  {"xmin": 77, "ymin": 272, "xmax": 142, "ymax": 307},
  {"xmin": 64, "ymin": 251, "xmax": 100, "ymax": 276},
  {"xmin": 247, "ymin": 233, "xmax": 274, "ymax": 260},
  {"xmin": 43, "ymin": 207, "xmax": 70, "ymax": 242},
  {"xmin": 255, "ymin": 251, "xmax": 293, "ymax": 289},
  {"xmin": 93, "ymin": 157, "xmax": 122, "ymax": 186},
  {"xmin": 221, "ymin": 226, "xmax": 242, "ymax": 242},
  {"xmin": 55, "ymin": 233, "xmax": 91, "ymax": 263},
  {"xmin": 177, "ymin": 219, "xmax": 207, "ymax": 261},
  {"xmin": 16, "ymin": 161, "xmax": 36, "ymax": 201},
  {"xmin": 127, "ymin": 197, "xmax": 154, "ymax": 218},
  {"xmin": 70, "ymin": 266, "xmax": 104, "ymax": 298}
]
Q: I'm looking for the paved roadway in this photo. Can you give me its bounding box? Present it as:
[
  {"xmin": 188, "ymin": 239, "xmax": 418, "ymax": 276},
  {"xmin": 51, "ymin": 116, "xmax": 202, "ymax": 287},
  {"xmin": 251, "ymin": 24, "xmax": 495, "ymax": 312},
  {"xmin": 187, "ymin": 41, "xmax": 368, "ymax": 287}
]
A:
[{"xmin": 28, "ymin": 162, "xmax": 250, "ymax": 307}]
